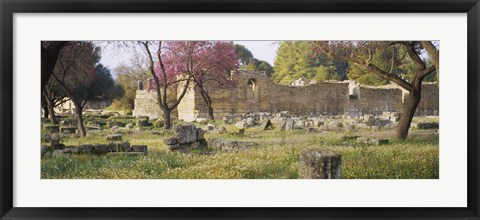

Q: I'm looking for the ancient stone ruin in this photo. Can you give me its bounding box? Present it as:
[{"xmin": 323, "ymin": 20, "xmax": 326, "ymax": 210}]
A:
[
  {"xmin": 164, "ymin": 124, "xmax": 207, "ymax": 152},
  {"xmin": 133, "ymin": 70, "xmax": 439, "ymax": 121},
  {"xmin": 42, "ymin": 140, "xmax": 148, "ymax": 159},
  {"xmin": 299, "ymin": 149, "xmax": 342, "ymax": 179}
]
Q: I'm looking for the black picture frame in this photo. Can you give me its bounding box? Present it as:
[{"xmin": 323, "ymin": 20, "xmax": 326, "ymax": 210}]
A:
[{"xmin": 1, "ymin": 0, "xmax": 479, "ymax": 219}]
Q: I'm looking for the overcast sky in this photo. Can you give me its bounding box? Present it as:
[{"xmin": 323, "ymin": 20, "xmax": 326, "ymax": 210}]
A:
[{"xmin": 99, "ymin": 41, "xmax": 279, "ymax": 78}]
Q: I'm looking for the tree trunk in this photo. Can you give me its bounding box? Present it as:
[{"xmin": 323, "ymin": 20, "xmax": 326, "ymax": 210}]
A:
[
  {"xmin": 42, "ymin": 104, "xmax": 49, "ymax": 119},
  {"xmin": 396, "ymin": 88, "xmax": 421, "ymax": 139},
  {"xmin": 199, "ymin": 89, "xmax": 214, "ymax": 121},
  {"xmin": 41, "ymin": 42, "xmax": 68, "ymax": 92},
  {"xmin": 47, "ymin": 101, "xmax": 58, "ymax": 125},
  {"xmin": 164, "ymin": 108, "xmax": 172, "ymax": 129},
  {"xmin": 421, "ymin": 41, "xmax": 439, "ymax": 82},
  {"xmin": 72, "ymin": 100, "xmax": 86, "ymax": 137},
  {"xmin": 207, "ymin": 104, "xmax": 214, "ymax": 121}
]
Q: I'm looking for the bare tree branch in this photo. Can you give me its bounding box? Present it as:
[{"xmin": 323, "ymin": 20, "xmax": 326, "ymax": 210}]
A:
[
  {"xmin": 421, "ymin": 41, "xmax": 439, "ymax": 82},
  {"xmin": 405, "ymin": 41, "xmax": 426, "ymax": 70},
  {"xmin": 142, "ymin": 41, "xmax": 165, "ymax": 110}
]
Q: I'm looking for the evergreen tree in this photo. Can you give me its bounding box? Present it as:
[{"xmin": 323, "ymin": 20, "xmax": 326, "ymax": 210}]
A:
[{"xmin": 273, "ymin": 41, "xmax": 348, "ymax": 84}]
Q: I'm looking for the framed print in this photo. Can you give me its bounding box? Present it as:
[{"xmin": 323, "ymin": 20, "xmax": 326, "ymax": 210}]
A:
[{"xmin": 1, "ymin": 0, "xmax": 479, "ymax": 219}]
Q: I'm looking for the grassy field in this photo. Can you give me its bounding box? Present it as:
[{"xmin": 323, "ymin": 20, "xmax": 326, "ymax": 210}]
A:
[{"xmin": 41, "ymin": 119, "xmax": 439, "ymax": 179}]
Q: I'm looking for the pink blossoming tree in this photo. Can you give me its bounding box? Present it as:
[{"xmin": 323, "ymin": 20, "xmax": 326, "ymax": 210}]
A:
[
  {"xmin": 139, "ymin": 41, "xmax": 239, "ymax": 128},
  {"xmin": 189, "ymin": 41, "xmax": 239, "ymax": 120}
]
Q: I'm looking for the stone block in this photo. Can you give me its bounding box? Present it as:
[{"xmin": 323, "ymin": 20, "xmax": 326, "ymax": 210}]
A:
[
  {"xmin": 107, "ymin": 143, "xmax": 119, "ymax": 152},
  {"xmin": 136, "ymin": 118, "xmax": 149, "ymax": 127},
  {"xmin": 75, "ymin": 144, "xmax": 93, "ymax": 154},
  {"xmin": 164, "ymin": 137, "xmax": 178, "ymax": 145},
  {"xmin": 315, "ymin": 120, "xmax": 325, "ymax": 127},
  {"xmin": 119, "ymin": 142, "xmax": 131, "ymax": 152},
  {"xmin": 238, "ymin": 128, "xmax": 245, "ymax": 136},
  {"xmin": 307, "ymin": 127, "xmax": 319, "ymax": 133},
  {"xmin": 106, "ymin": 152, "xmax": 146, "ymax": 157},
  {"xmin": 356, "ymin": 137, "xmax": 370, "ymax": 144},
  {"xmin": 196, "ymin": 128, "xmax": 205, "ymax": 141},
  {"xmin": 286, "ymin": 118, "xmax": 295, "ymax": 130},
  {"xmin": 61, "ymin": 127, "xmax": 76, "ymax": 134},
  {"xmin": 222, "ymin": 116, "xmax": 230, "ymax": 123},
  {"xmin": 41, "ymin": 144, "xmax": 49, "ymax": 157},
  {"xmin": 260, "ymin": 119, "xmax": 273, "ymax": 130},
  {"xmin": 106, "ymin": 134, "xmax": 122, "ymax": 141},
  {"xmin": 372, "ymin": 139, "xmax": 389, "ymax": 145},
  {"xmin": 168, "ymin": 139, "xmax": 207, "ymax": 153},
  {"xmin": 50, "ymin": 133, "xmax": 61, "ymax": 148},
  {"xmin": 131, "ymin": 145, "xmax": 148, "ymax": 153},
  {"xmin": 246, "ymin": 118, "xmax": 256, "ymax": 126},
  {"xmin": 278, "ymin": 120, "xmax": 286, "ymax": 131},
  {"xmin": 375, "ymin": 119, "xmax": 391, "ymax": 128},
  {"xmin": 206, "ymin": 124, "xmax": 215, "ymax": 131},
  {"xmin": 299, "ymin": 149, "xmax": 342, "ymax": 179},
  {"xmin": 93, "ymin": 144, "xmax": 109, "ymax": 154},
  {"xmin": 235, "ymin": 120, "xmax": 247, "ymax": 129},
  {"xmin": 174, "ymin": 124, "xmax": 197, "ymax": 144},
  {"xmin": 45, "ymin": 125, "xmax": 60, "ymax": 133},
  {"xmin": 52, "ymin": 148, "xmax": 74, "ymax": 158},
  {"xmin": 125, "ymin": 123, "xmax": 134, "ymax": 129},
  {"xmin": 277, "ymin": 111, "xmax": 291, "ymax": 118},
  {"xmin": 417, "ymin": 122, "xmax": 439, "ymax": 130}
]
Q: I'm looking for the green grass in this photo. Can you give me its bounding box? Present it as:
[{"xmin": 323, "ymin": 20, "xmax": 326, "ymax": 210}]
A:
[{"xmin": 41, "ymin": 121, "xmax": 439, "ymax": 179}]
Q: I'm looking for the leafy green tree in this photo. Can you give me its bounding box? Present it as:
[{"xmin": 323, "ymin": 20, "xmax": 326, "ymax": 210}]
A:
[
  {"xmin": 347, "ymin": 44, "xmax": 437, "ymax": 86},
  {"xmin": 314, "ymin": 41, "xmax": 438, "ymax": 139},
  {"xmin": 51, "ymin": 42, "xmax": 98, "ymax": 136},
  {"xmin": 234, "ymin": 44, "xmax": 254, "ymax": 66},
  {"xmin": 255, "ymin": 60, "xmax": 274, "ymax": 76},
  {"xmin": 273, "ymin": 41, "xmax": 348, "ymax": 84},
  {"xmin": 109, "ymin": 57, "xmax": 150, "ymax": 112},
  {"xmin": 42, "ymin": 41, "xmax": 70, "ymax": 92},
  {"xmin": 235, "ymin": 44, "xmax": 274, "ymax": 76},
  {"xmin": 314, "ymin": 65, "xmax": 337, "ymax": 82},
  {"xmin": 52, "ymin": 42, "xmax": 121, "ymax": 136},
  {"xmin": 87, "ymin": 64, "xmax": 124, "ymax": 103}
]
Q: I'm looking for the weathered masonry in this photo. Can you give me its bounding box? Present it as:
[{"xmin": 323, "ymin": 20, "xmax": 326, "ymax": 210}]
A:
[{"xmin": 133, "ymin": 71, "xmax": 439, "ymax": 121}]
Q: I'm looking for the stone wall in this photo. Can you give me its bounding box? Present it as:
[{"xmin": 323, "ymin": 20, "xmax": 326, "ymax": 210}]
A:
[
  {"xmin": 132, "ymin": 81, "xmax": 181, "ymax": 120},
  {"xmin": 406, "ymin": 83, "xmax": 439, "ymax": 116},
  {"xmin": 132, "ymin": 71, "xmax": 440, "ymax": 121},
  {"xmin": 192, "ymin": 71, "xmax": 349, "ymax": 119},
  {"xmin": 177, "ymin": 84, "xmax": 197, "ymax": 122},
  {"xmin": 132, "ymin": 90, "xmax": 163, "ymax": 119},
  {"xmin": 55, "ymin": 99, "xmax": 112, "ymax": 113},
  {"xmin": 347, "ymin": 86, "xmax": 403, "ymax": 116}
]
